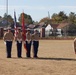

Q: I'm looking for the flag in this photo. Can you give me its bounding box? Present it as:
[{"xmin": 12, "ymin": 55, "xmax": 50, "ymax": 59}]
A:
[
  {"xmin": 14, "ymin": 11, "xmax": 17, "ymax": 37},
  {"xmin": 22, "ymin": 12, "xmax": 27, "ymax": 51}
]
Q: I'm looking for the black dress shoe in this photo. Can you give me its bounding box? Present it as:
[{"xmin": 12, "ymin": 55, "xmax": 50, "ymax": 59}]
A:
[
  {"xmin": 18, "ymin": 56, "xmax": 22, "ymax": 58},
  {"xmin": 7, "ymin": 56, "xmax": 11, "ymax": 58},
  {"xmin": 26, "ymin": 56, "xmax": 31, "ymax": 58},
  {"xmin": 33, "ymin": 56, "xmax": 38, "ymax": 58}
]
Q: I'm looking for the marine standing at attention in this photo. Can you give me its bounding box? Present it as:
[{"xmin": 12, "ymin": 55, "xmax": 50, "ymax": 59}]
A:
[
  {"xmin": 3, "ymin": 28, "xmax": 14, "ymax": 58},
  {"xmin": 74, "ymin": 38, "xmax": 76, "ymax": 54},
  {"xmin": 25, "ymin": 28, "xmax": 32, "ymax": 58},
  {"xmin": 32, "ymin": 30, "xmax": 39, "ymax": 58},
  {"xmin": 14, "ymin": 28, "xmax": 22, "ymax": 58}
]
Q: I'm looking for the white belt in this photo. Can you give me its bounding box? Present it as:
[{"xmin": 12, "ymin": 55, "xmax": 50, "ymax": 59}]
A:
[
  {"xmin": 26, "ymin": 39, "xmax": 31, "ymax": 44},
  {"xmin": 17, "ymin": 39, "xmax": 22, "ymax": 43}
]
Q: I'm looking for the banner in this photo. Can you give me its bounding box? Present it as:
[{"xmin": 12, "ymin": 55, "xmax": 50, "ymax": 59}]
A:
[
  {"xmin": 14, "ymin": 11, "xmax": 17, "ymax": 37},
  {"xmin": 22, "ymin": 12, "xmax": 27, "ymax": 51}
]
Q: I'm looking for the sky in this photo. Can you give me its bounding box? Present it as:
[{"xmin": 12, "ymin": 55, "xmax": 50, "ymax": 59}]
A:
[{"xmin": 0, "ymin": 0, "xmax": 76, "ymax": 22}]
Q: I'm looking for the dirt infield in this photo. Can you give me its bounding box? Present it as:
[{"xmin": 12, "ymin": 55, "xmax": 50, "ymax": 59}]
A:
[{"xmin": 0, "ymin": 40, "xmax": 76, "ymax": 75}]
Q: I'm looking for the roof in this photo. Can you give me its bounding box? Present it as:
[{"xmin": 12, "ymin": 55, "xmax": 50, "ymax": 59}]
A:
[
  {"xmin": 57, "ymin": 22, "xmax": 70, "ymax": 29},
  {"xmin": 51, "ymin": 24, "xmax": 59, "ymax": 29},
  {"xmin": 27, "ymin": 24, "xmax": 35, "ymax": 29}
]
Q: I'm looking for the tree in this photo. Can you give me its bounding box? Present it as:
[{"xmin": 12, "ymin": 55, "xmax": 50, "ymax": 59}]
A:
[
  {"xmin": 68, "ymin": 24, "xmax": 76, "ymax": 36},
  {"xmin": 51, "ymin": 11, "xmax": 68, "ymax": 24},
  {"xmin": 58, "ymin": 11, "xmax": 68, "ymax": 20},
  {"xmin": 3, "ymin": 13, "xmax": 7, "ymax": 20},
  {"xmin": 0, "ymin": 13, "xmax": 14, "ymax": 27},
  {"xmin": 3, "ymin": 13, "xmax": 13, "ymax": 26},
  {"xmin": 39, "ymin": 17, "xmax": 52, "ymax": 25},
  {"xmin": 18, "ymin": 13, "xmax": 33, "ymax": 25},
  {"xmin": 68, "ymin": 12, "xmax": 76, "ymax": 24},
  {"xmin": 0, "ymin": 16, "xmax": 2, "ymax": 22},
  {"xmin": 52, "ymin": 13, "xmax": 60, "ymax": 24}
]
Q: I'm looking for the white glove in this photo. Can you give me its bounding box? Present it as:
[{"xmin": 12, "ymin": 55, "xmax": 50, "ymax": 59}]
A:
[{"xmin": 4, "ymin": 41, "xmax": 6, "ymax": 45}]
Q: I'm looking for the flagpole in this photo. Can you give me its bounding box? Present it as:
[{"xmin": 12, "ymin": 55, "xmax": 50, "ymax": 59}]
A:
[
  {"xmin": 48, "ymin": 11, "xmax": 50, "ymax": 19},
  {"xmin": 6, "ymin": 0, "xmax": 8, "ymax": 26}
]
